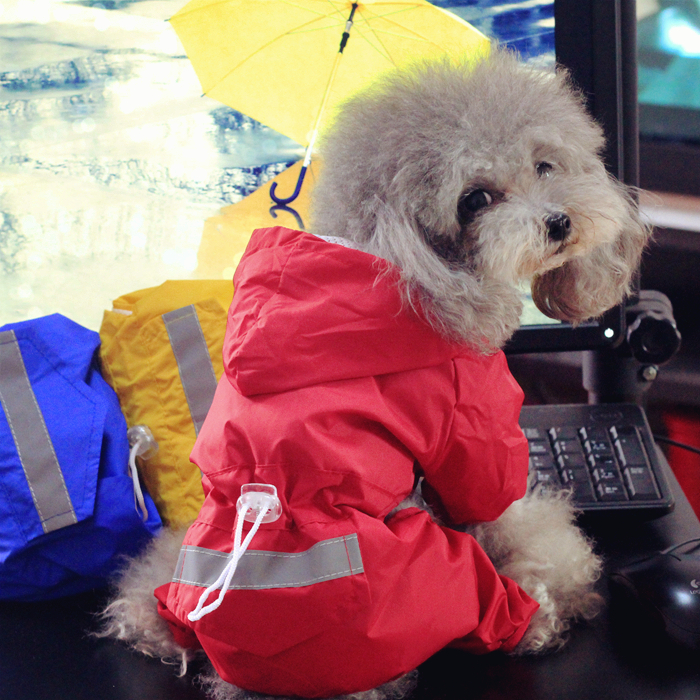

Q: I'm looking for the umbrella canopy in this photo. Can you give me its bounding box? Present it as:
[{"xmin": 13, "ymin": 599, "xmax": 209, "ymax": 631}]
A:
[
  {"xmin": 170, "ymin": 0, "xmax": 489, "ymax": 202},
  {"xmin": 195, "ymin": 160, "xmax": 318, "ymax": 279}
]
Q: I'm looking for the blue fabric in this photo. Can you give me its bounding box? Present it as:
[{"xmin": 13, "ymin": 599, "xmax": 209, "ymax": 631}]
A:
[{"xmin": 0, "ymin": 314, "xmax": 161, "ymax": 601}]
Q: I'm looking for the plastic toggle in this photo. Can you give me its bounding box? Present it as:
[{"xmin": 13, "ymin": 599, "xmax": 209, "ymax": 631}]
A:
[
  {"xmin": 237, "ymin": 483, "xmax": 282, "ymax": 524},
  {"xmin": 127, "ymin": 424, "xmax": 159, "ymax": 459}
]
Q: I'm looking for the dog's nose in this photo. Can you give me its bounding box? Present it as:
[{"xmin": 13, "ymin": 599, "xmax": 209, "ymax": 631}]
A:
[{"xmin": 545, "ymin": 212, "xmax": 571, "ymax": 242}]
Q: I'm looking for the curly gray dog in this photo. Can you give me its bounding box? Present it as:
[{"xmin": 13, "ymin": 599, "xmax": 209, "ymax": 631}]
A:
[{"xmin": 98, "ymin": 50, "xmax": 650, "ymax": 699}]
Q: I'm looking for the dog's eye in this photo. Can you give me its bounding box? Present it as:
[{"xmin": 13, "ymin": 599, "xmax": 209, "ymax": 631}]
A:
[
  {"xmin": 460, "ymin": 189, "xmax": 493, "ymax": 214},
  {"xmin": 536, "ymin": 162, "xmax": 553, "ymax": 178}
]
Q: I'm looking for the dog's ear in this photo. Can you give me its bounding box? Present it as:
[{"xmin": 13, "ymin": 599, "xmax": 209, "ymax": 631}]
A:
[{"xmin": 531, "ymin": 218, "xmax": 649, "ymax": 324}]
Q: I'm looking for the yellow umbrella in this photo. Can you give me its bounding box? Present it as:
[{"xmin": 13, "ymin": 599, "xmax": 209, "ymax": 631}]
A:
[
  {"xmin": 195, "ymin": 160, "xmax": 318, "ymax": 279},
  {"xmin": 170, "ymin": 0, "xmax": 489, "ymax": 204}
]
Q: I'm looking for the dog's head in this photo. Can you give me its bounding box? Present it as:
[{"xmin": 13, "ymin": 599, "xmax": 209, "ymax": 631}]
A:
[{"xmin": 311, "ymin": 50, "xmax": 650, "ymax": 351}]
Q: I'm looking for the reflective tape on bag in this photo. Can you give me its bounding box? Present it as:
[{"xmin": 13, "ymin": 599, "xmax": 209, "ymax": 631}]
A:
[
  {"xmin": 173, "ymin": 534, "xmax": 364, "ymax": 590},
  {"xmin": 0, "ymin": 330, "xmax": 77, "ymax": 534},
  {"xmin": 162, "ymin": 305, "xmax": 218, "ymax": 435}
]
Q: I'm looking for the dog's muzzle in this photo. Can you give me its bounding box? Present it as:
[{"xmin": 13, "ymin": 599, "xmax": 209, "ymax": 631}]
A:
[{"xmin": 545, "ymin": 212, "xmax": 572, "ymax": 242}]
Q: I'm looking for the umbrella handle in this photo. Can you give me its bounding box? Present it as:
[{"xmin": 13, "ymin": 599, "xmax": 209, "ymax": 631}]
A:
[
  {"xmin": 269, "ymin": 2, "xmax": 357, "ymax": 208},
  {"xmin": 269, "ymin": 164, "xmax": 307, "ymax": 206},
  {"xmin": 269, "ymin": 203, "xmax": 305, "ymax": 231}
]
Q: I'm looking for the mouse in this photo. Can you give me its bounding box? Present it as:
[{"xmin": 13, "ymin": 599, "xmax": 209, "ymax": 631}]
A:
[{"xmin": 609, "ymin": 539, "xmax": 700, "ymax": 651}]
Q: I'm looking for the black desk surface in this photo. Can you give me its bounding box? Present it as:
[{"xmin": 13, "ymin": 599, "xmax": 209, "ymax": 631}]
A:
[{"xmin": 3, "ymin": 448, "xmax": 700, "ymax": 700}]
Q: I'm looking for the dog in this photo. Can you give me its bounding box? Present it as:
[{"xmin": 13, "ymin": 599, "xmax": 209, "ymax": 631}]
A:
[{"xmin": 97, "ymin": 50, "xmax": 650, "ymax": 699}]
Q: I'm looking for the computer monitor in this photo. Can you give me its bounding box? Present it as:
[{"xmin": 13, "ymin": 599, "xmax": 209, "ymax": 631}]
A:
[
  {"xmin": 637, "ymin": 1, "xmax": 700, "ymax": 195},
  {"xmin": 444, "ymin": 0, "xmax": 638, "ymax": 354}
]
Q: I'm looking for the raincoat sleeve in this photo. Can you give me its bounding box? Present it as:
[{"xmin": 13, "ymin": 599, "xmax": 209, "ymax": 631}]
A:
[{"xmin": 422, "ymin": 351, "xmax": 529, "ymax": 525}]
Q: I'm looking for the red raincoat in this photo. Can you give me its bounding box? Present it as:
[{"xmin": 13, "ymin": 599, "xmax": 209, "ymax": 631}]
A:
[{"xmin": 155, "ymin": 227, "xmax": 538, "ymax": 698}]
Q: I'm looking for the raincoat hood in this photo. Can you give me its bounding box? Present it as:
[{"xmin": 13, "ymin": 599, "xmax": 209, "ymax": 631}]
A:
[{"xmin": 225, "ymin": 226, "xmax": 460, "ymax": 396}]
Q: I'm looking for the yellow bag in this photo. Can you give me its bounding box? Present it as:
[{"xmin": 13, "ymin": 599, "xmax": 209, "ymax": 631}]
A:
[{"xmin": 99, "ymin": 280, "xmax": 233, "ymax": 527}]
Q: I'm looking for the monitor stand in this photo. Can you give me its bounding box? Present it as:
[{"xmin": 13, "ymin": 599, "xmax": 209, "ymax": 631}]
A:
[{"xmin": 583, "ymin": 290, "xmax": 681, "ymax": 404}]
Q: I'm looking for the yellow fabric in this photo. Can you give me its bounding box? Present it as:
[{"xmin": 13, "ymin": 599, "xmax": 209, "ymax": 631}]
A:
[
  {"xmin": 99, "ymin": 280, "xmax": 233, "ymax": 527},
  {"xmin": 196, "ymin": 160, "xmax": 317, "ymax": 278},
  {"xmin": 170, "ymin": 0, "xmax": 490, "ymax": 148}
]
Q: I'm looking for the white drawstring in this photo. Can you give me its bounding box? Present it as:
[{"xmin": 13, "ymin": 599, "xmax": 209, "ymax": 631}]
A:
[
  {"xmin": 126, "ymin": 425, "xmax": 158, "ymax": 522},
  {"xmin": 128, "ymin": 441, "xmax": 149, "ymax": 521},
  {"xmin": 188, "ymin": 485, "xmax": 281, "ymax": 622}
]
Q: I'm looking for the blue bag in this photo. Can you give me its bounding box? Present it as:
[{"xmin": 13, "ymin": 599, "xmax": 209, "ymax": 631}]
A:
[{"xmin": 0, "ymin": 314, "xmax": 161, "ymax": 601}]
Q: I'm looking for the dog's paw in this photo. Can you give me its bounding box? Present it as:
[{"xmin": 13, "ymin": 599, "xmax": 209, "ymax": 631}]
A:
[
  {"xmin": 510, "ymin": 578, "xmax": 604, "ymax": 655},
  {"xmin": 93, "ymin": 526, "xmax": 195, "ymax": 673},
  {"xmin": 472, "ymin": 488, "xmax": 604, "ymax": 653}
]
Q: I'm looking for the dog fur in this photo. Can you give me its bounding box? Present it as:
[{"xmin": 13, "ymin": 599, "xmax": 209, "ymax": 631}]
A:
[
  {"xmin": 97, "ymin": 50, "xmax": 650, "ymax": 698},
  {"xmin": 312, "ymin": 50, "xmax": 648, "ymax": 351}
]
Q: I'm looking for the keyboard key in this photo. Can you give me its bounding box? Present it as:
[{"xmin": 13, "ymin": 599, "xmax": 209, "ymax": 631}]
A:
[
  {"xmin": 557, "ymin": 452, "xmax": 587, "ymax": 469},
  {"xmin": 583, "ymin": 438, "xmax": 614, "ymax": 458},
  {"xmin": 532, "ymin": 469, "xmax": 561, "ymax": 487},
  {"xmin": 580, "ymin": 426, "xmax": 609, "ymax": 441},
  {"xmin": 554, "ymin": 439, "xmax": 583, "ymax": 455},
  {"xmin": 529, "ymin": 441, "xmax": 552, "ymax": 456},
  {"xmin": 560, "ymin": 467, "xmax": 588, "ymax": 483},
  {"xmin": 596, "ymin": 482, "xmax": 628, "ymax": 501},
  {"xmin": 560, "ymin": 468, "xmax": 596, "ymax": 500},
  {"xmin": 612, "ymin": 427, "xmax": 648, "ymax": 467},
  {"xmin": 592, "ymin": 466, "xmax": 623, "ymax": 484},
  {"xmin": 529, "ymin": 453, "xmax": 556, "ymax": 470},
  {"xmin": 624, "ymin": 466, "xmax": 660, "ymax": 500},
  {"xmin": 524, "ymin": 427, "xmax": 546, "ymax": 441},
  {"xmin": 549, "ymin": 427, "xmax": 579, "ymax": 441},
  {"xmin": 587, "ymin": 454, "xmax": 617, "ymax": 470}
]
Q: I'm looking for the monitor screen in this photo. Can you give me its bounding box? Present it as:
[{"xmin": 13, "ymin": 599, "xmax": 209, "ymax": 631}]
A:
[
  {"xmin": 638, "ymin": 1, "xmax": 700, "ymax": 146},
  {"xmin": 637, "ymin": 0, "xmax": 700, "ymax": 195}
]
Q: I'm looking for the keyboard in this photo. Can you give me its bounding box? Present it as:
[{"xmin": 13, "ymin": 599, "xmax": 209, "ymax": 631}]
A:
[{"xmin": 520, "ymin": 403, "xmax": 674, "ymax": 517}]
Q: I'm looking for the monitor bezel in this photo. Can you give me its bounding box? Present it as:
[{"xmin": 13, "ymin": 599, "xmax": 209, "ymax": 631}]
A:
[{"xmin": 505, "ymin": 0, "xmax": 637, "ymax": 355}]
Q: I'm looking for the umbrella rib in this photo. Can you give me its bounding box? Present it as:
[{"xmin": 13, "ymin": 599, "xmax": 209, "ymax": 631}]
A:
[
  {"xmin": 356, "ymin": 4, "xmax": 465, "ymax": 59},
  {"xmin": 346, "ymin": 5, "xmax": 487, "ymax": 77},
  {"xmin": 283, "ymin": 0, "xmax": 355, "ymax": 35},
  {"xmin": 336, "ymin": 5, "xmax": 425, "ymax": 65},
  {"xmin": 202, "ymin": 0, "xmax": 354, "ymax": 141},
  {"xmin": 202, "ymin": 12, "xmax": 347, "ymax": 95}
]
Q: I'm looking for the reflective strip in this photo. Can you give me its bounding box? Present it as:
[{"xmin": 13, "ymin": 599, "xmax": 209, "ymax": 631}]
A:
[
  {"xmin": 173, "ymin": 534, "xmax": 364, "ymax": 590},
  {"xmin": 162, "ymin": 306, "xmax": 218, "ymax": 435},
  {"xmin": 0, "ymin": 330, "xmax": 77, "ymax": 533}
]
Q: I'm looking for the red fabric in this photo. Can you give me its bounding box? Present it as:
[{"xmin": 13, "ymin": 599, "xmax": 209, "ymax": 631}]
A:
[
  {"xmin": 664, "ymin": 409, "xmax": 700, "ymax": 518},
  {"xmin": 157, "ymin": 227, "xmax": 538, "ymax": 697}
]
